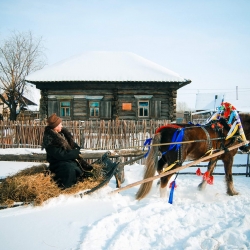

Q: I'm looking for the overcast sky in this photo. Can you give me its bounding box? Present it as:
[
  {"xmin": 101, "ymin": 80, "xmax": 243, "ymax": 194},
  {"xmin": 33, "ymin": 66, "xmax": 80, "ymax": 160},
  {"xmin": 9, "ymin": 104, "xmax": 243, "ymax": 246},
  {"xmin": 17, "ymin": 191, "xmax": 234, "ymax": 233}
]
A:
[{"xmin": 1, "ymin": 0, "xmax": 250, "ymax": 109}]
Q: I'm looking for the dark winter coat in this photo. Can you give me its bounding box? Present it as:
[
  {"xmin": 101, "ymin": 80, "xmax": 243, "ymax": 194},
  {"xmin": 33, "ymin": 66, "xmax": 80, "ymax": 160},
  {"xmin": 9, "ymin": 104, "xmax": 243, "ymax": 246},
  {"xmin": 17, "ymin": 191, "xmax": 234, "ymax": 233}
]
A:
[{"xmin": 42, "ymin": 126, "xmax": 83, "ymax": 188}]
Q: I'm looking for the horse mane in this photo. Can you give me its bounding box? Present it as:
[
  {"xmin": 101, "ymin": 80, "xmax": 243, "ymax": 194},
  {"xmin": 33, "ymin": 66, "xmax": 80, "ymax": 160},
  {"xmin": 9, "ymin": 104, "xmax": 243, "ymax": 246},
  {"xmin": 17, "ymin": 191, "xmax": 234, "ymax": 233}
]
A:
[
  {"xmin": 218, "ymin": 118, "xmax": 231, "ymax": 131},
  {"xmin": 204, "ymin": 117, "xmax": 231, "ymax": 131}
]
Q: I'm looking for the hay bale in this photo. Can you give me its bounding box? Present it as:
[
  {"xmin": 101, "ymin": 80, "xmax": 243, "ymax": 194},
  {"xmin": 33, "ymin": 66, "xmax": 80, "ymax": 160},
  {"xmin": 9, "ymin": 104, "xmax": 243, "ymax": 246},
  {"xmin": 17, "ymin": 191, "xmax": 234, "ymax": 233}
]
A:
[{"xmin": 0, "ymin": 163, "xmax": 105, "ymax": 207}]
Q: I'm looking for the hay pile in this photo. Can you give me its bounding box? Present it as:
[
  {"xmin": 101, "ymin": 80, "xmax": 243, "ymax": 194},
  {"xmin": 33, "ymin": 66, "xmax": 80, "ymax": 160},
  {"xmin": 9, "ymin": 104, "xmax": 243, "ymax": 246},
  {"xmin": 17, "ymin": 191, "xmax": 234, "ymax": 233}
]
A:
[{"xmin": 0, "ymin": 163, "xmax": 105, "ymax": 207}]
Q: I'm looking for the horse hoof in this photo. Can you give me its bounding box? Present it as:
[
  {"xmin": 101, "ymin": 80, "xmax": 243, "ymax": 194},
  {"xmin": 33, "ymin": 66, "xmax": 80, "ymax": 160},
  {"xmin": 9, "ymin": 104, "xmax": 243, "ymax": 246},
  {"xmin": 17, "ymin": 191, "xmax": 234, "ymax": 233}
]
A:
[
  {"xmin": 197, "ymin": 182, "xmax": 206, "ymax": 191},
  {"xmin": 239, "ymin": 145, "xmax": 250, "ymax": 153},
  {"xmin": 227, "ymin": 191, "xmax": 239, "ymax": 196}
]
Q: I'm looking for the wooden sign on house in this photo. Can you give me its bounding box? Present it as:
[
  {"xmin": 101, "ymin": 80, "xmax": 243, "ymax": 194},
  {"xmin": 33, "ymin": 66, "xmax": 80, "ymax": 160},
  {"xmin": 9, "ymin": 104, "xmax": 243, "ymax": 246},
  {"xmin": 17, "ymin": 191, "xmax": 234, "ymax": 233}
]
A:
[{"xmin": 25, "ymin": 51, "xmax": 191, "ymax": 121}]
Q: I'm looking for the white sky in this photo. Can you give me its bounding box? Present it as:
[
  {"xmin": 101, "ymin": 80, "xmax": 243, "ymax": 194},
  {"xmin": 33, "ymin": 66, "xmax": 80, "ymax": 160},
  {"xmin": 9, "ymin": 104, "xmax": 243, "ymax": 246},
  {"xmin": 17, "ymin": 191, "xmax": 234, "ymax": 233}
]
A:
[{"xmin": 1, "ymin": 0, "xmax": 250, "ymax": 109}]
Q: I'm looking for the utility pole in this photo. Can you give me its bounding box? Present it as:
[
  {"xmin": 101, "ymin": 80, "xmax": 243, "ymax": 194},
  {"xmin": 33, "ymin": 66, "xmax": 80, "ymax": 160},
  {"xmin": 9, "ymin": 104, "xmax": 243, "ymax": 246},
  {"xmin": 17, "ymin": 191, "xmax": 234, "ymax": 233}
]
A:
[{"xmin": 214, "ymin": 95, "xmax": 218, "ymax": 111}]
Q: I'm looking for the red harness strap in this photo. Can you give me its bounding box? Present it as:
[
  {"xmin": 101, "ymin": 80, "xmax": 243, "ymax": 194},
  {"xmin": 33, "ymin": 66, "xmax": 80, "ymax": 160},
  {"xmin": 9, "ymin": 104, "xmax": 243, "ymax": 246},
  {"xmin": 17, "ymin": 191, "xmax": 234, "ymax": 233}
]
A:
[{"xmin": 155, "ymin": 124, "xmax": 182, "ymax": 134}]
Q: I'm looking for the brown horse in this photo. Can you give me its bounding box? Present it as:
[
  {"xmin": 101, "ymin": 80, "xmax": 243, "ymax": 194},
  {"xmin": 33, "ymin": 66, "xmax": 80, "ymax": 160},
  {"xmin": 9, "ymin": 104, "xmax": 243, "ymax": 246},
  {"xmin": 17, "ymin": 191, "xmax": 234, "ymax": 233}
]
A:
[{"xmin": 136, "ymin": 113, "xmax": 250, "ymax": 200}]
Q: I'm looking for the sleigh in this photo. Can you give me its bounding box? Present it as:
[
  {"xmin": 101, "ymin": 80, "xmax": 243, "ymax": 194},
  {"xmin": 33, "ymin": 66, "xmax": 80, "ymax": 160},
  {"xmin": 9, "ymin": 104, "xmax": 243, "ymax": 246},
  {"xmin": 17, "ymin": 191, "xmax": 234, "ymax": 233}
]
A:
[{"xmin": 0, "ymin": 151, "xmax": 144, "ymax": 210}]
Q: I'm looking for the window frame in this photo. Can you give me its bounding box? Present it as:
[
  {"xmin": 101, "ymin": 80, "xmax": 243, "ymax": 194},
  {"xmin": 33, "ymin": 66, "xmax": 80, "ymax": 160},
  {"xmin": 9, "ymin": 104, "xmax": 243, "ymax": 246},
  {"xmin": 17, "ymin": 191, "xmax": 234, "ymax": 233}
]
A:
[
  {"xmin": 138, "ymin": 100, "xmax": 149, "ymax": 118},
  {"xmin": 60, "ymin": 101, "xmax": 71, "ymax": 117},
  {"xmin": 89, "ymin": 101, "xmax": 100, "ymax": 118}
]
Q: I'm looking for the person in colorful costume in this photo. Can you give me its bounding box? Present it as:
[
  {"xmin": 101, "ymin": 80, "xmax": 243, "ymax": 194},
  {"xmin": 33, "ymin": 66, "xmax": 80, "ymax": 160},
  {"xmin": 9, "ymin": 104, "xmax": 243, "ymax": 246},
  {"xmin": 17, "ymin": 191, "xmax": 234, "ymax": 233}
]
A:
[{"xmin": 208, "ymin": 101, "xmax": 249, "ymax": 152}]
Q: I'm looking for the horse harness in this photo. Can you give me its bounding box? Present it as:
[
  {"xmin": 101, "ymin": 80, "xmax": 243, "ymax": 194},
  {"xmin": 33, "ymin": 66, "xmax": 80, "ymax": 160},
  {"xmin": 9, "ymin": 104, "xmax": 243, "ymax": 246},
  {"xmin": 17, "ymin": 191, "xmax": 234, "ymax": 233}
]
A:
[
  {"xmin": 160, "ymin": 119, "xmax": 238, "ymax": 173},
  {"xmin": 200, "ymin": 126, "xmax": 213, "ymax": 153}
]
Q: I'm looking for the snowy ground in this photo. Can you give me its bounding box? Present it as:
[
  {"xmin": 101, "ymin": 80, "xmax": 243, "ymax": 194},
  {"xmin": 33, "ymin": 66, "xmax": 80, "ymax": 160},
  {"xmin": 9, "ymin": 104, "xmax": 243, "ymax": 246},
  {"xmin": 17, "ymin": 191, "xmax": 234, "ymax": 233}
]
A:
[{"xmin": 0, "ymin": 149, "xmax": 250, "ymax": 250}]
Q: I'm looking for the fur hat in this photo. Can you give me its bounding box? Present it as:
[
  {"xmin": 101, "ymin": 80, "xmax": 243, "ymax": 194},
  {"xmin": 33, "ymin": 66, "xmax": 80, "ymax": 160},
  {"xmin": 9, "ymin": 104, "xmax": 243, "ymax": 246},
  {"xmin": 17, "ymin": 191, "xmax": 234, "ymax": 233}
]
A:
[{"xmin": 47, "ymin": 113, "xmax": 62, "ymax": 128}]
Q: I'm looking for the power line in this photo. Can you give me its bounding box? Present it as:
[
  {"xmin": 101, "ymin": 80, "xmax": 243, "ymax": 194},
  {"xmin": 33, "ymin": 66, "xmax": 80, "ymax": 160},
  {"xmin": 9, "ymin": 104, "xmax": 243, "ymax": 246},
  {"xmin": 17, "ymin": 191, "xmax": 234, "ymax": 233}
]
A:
[
  {"xmin": 180, "ymin": 88, "xmax": 250, "ymax": 91},
  {"xmin": 178, "ymin": 89, "xmax": 250, "ymax": 95}
]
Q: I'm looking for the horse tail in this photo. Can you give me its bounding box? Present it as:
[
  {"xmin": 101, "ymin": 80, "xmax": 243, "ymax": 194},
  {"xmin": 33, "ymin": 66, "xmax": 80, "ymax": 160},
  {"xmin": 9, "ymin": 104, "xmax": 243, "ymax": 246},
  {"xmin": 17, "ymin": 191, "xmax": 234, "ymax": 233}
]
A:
[{"xmin": 135, "ymin": 132, "xmax": 161, "ymax": 200}]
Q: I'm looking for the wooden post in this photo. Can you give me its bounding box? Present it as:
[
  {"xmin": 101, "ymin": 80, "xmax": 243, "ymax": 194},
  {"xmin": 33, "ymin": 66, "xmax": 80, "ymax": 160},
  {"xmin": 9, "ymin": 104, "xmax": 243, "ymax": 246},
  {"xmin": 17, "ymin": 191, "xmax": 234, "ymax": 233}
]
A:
[{"xmin": 246, "ymin": 153, "xmax": 250, "ymax": 177}]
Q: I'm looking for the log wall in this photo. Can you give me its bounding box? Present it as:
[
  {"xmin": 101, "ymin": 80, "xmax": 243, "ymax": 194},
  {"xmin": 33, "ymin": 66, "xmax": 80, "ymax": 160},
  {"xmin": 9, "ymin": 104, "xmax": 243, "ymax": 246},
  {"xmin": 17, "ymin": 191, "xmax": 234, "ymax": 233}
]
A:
[{"xmin": 44, "ymin": 84, "xmax": 178, "ymax": 121}]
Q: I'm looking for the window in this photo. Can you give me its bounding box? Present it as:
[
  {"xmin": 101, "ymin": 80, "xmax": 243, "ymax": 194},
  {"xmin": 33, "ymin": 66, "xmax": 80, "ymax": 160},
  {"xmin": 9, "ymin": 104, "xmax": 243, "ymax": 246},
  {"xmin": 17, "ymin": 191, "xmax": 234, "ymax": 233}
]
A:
[
  {"xmin": 89, "ymin": 101, "xmax": 99, "ymax": 117},
  {"xmin": 60, "ymin": 101, "xmax": 70, "ymax": 117},
  {"xmin": 138, "ymin": 101, "xmax": 149, "ymax": 117}
]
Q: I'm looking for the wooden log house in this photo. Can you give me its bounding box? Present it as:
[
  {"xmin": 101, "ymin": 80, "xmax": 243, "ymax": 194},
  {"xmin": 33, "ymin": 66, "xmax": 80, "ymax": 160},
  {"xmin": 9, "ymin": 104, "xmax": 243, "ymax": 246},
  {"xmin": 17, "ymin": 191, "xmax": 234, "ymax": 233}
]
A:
[{"xmin": 25, "ymin": 52, "xmax": 191, "ymax": 121}]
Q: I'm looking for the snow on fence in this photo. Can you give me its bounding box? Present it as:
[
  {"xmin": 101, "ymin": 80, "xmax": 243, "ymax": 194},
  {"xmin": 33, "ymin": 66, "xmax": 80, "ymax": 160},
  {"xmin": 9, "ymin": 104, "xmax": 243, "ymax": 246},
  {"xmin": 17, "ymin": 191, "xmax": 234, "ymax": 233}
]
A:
[{"xmin": 0, "ymin": 119, "xmax": 170, "ymax": 150}]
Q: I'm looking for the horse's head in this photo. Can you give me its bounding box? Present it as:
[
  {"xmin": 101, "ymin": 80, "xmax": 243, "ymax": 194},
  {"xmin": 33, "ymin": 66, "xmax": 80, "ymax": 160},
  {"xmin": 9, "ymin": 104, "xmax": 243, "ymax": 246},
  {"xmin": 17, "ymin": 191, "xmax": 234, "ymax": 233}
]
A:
[{"xmin": 209, "ymin": 118, "xmax": 230, "ymax": 135}]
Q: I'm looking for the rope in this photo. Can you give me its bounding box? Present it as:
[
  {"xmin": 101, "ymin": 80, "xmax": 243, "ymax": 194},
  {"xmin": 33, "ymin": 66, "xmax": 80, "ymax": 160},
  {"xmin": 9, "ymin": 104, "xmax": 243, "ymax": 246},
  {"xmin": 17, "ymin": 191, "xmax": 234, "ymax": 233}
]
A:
[
  {"xmin": 84, "ymin": 135, "xmax": 239, "ymax": 151},
  {"xmin": 146, "ymin": 136, "xmax": 237, "ymax": 148}
]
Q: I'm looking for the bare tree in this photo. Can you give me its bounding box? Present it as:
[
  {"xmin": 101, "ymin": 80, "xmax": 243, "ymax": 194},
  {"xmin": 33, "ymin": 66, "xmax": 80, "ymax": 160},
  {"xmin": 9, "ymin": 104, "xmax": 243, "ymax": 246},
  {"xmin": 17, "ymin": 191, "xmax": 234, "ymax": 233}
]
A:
[
  {"xmin": 177, "ymin": 101, "xmax": 191, "ymax": 112},
  {"xmin": 0, "ymin": 31, "xmax": 46, "ymax": 120},
  {"xmin": 176, "ymin": 101, "xmax": 192, "ymax": 123}
]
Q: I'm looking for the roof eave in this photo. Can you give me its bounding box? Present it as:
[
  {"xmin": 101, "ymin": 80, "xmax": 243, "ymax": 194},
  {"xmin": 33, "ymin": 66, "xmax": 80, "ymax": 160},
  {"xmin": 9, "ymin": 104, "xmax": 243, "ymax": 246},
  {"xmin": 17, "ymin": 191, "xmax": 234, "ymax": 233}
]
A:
[
  {"xmin": 26, "ymin": 79, "xmax": 190, "ymax": 84},
  {"xmin": 177, "ymin": 79, "xmax": 192, "ymax": 89}
]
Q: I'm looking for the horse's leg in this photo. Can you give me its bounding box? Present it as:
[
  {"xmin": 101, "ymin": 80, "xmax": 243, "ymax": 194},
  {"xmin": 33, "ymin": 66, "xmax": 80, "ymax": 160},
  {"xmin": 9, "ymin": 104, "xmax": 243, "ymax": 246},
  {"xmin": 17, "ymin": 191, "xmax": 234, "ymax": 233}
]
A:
[
  {"xmin": 157, "ymin": 158, "xmax": 167, "ymax": 197},
  {"xmin": 156, "ymin": 157, "xmax": 165, "ymax": 186},
  {"xmin": 222, "ymin": 156, "xmax": 239, "ymax": 195},
  {"xmin": 160, "ymin": 174, "xmax": 174, "ymax": 198},
  {"xmin": 198, "ymin": 159, "xmax": 217, "ymax": 191},
  {"xmin": 157, "ymin": 157, "xmax": 174, "ymax": 198}
]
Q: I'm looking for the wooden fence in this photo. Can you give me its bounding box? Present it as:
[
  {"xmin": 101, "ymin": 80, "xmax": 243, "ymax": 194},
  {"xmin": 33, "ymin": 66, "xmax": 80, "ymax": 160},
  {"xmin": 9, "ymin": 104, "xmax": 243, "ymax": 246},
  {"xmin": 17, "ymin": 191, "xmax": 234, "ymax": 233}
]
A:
[{"xmin": 0, "ymin": 119, "xmax": 170, "ymax": 150}]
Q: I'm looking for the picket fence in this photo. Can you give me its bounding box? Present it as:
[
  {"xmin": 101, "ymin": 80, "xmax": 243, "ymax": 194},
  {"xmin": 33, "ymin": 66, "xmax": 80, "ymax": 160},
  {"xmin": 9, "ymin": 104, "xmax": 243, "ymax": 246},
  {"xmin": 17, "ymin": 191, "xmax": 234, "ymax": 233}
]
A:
[{"xmin": 0, "ymin": 119, "xmax": 170, "ymax": 150}]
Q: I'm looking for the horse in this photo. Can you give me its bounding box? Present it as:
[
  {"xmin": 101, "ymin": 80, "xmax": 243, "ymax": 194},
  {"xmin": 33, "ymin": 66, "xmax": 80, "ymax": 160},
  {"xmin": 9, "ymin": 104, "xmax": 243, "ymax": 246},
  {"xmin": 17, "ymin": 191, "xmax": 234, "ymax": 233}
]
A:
[{"xmin": 136, "ymin": 113, "xmax": 250, "ymax": 200}]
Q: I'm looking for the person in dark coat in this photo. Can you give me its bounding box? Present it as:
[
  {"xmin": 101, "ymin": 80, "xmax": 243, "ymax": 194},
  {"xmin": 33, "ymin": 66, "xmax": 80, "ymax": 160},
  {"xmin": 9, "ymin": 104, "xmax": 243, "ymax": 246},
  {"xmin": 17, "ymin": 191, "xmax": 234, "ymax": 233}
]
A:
[{"xmin": 42, "ymin": 113, "xmax": 92, "ymax": 188}]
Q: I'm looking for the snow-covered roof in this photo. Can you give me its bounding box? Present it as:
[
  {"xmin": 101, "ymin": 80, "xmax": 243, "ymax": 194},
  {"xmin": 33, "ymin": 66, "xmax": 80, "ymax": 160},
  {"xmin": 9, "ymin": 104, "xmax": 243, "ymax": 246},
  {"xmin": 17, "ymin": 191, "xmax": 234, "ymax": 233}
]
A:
[
  {"xmin": 0, "ymin": 82, "xmax": 40, "ymax": 106},
  {"xmin": 25, "ymin": 51, "xmax": 189, "ymax": 82},
  {"xmin": 23, "ymin": 83, "xmax": 40, "ymax": 106}
]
